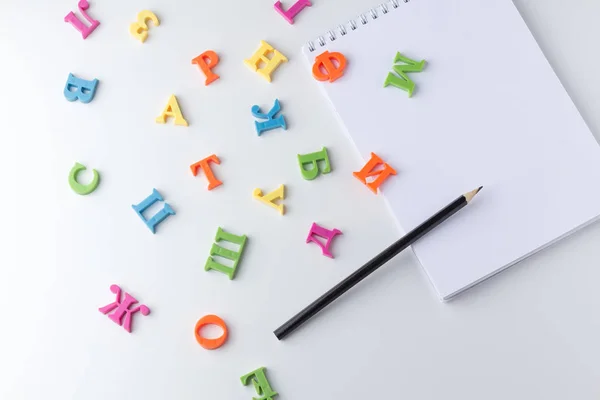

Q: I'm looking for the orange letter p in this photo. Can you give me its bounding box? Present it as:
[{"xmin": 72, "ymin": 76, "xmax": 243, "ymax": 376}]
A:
[{"xmin": 192, "ymin": 50, "xmax": 220, "ymax": 86}]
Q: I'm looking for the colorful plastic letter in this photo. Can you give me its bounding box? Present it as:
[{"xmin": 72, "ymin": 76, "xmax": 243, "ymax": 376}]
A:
[
  {"xmin": 274, "ymin": 0, "xmax": 312, "ymax": 24},
  {"xmin": 192, "ymin": 51, "xmax": 220, "ymax": 86},
  {"xmin": 253, "ymin": 185, "xmax": 285, "ymax": 215},
  {"xmin": 64, "ymin": 0, "xmax": 100, "ymax": 39},
  {"xmin": 205, "ymin": 227, "xmax": 248, "ymax": 280},
  {"xmin": 99, "ymin": 284, "xmax": 150, "ymax": 333},
  {"xmin": 155, "ymin": 95, "xmax": 188, "ymax": 126},
  {"xmin": 132, "ymin": 188, "xmax": 176, "ymax": 233},
  {"xmin": 68, "ymin": 162, "xmax": 100, "ymax": 195},
  {"xmin": 306, "ymin": 223, "xmax": 342, "ymax": 258},
  {"xmin": 64, "ymin": 73, "xmax": 99, "ymax": 103},
  {"xmin": 130, "ymin": 10, "xmax": 160, "ymax": 43},
  {"xmin": 252, "ymin": 99, "xmax": 287, "ymax": 136},
  {"xmin": 297, "ymin": 147, "xmax": 331, "ymax": 180},
  {"xmin": 353, "ymin": 152, "xmax": 397, "ymax": 194},
  {"xmin": 312, "ymin": 51, "xmax": 347, "ymax": 83},
  {"xmin": 190, "ymin": 154, "xmax": 222, "ymax": 190},
  {"xmin": 244, "ymin": 41, "xmax": 288, "ymax": 83},
  {"xmin": 240, "ymin": 367, "xmax": 278, "ymax": 400},
  {"xmin": 195, "ymin": 315, "xmax": 228, "ymax": 350},
  {"xmin": 384, "ymin": 52, "xmax": 426, "ymax": 97}
]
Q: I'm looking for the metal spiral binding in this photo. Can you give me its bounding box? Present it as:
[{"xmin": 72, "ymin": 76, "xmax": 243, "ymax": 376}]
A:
[{"xmin": 306, "ymin": 0, "xmax": 410, "ymax": 52}]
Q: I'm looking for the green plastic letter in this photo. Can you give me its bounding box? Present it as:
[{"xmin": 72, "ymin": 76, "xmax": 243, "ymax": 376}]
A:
[
  {"xmin": 297, "ymin": 147, "xmax": 331, "ymax": 180},
  {"xmin": 204, "ymin": 227, "xmax": 247, "ymax": 280},
  {"xmin": 68, "ymin": 162, "xmax": 100, "ymax": 195},
  {"xmin": 383, "ymin": 52, "xmax": 426, "ymax": 97},
  {"xmin": 240, "ymin": 367, "xmax": 278, "ymax": 400}
]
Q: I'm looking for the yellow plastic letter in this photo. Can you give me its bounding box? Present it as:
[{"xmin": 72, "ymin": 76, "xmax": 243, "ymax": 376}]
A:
[
  {"xmin": 253, "ymin": 184, "xmax": 285, "ymax": 215},
  {"xmin": 244, "ymin": 40, "xmax": 288, "ymax": 83},
  {"xmin": 130, "ymin": 10, "xmax": 160, "ymax": 43},
  {"xmin": 155, "ymin": 95, "xmax": 188, "ymax": 126}
]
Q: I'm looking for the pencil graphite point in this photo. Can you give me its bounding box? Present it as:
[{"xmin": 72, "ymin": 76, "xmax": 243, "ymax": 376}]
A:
[{"xmin": 464, "ymin": 186, "xmax": 483, "ymax": 203}]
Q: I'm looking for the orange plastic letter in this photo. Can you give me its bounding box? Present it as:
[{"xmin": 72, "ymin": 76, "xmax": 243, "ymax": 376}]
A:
[
  {"xmin": 190, "ymin": 154, "xmax": 222, "ymax": 190},
  {"xmin": 194, "ymin": 315, "xmax": 228, "ymax": 350},
  {"xmin": 312, "ymin": 51, "xmax": 347, "ymax": 83},
  {"xmin": 353, "ymin": 152, "xmax": 397, "ymax": 194},
  {"xmin": 192, "ymin": 50, "xmax": 220, "ymax": 86}
]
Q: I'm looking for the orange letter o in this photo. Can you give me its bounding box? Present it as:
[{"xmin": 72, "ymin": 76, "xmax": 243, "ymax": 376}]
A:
[{"xmin": 194, "ymin": 314, "xmax": 228, "ymax": 350}]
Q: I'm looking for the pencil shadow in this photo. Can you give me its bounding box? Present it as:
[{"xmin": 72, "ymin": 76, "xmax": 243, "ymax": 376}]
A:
[{"xmin": 283, "ymin": 250, "xmax": 415, "ymax": 339}]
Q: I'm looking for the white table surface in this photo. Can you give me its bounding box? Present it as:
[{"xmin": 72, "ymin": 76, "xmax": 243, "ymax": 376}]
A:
[{"xmin": 1, "ymin": 0, "xmax": 599, "ymax": 399}]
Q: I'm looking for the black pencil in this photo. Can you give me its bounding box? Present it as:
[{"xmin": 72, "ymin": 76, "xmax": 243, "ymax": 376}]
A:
[{"xmin": 273, "ymin": 186, "xmax": 483, "ymax": 340}]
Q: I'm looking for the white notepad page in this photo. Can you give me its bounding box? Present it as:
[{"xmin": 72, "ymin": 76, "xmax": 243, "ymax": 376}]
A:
[{"xmin": 302, "ymin": 0, "xmax": 600, "ymax": 299}]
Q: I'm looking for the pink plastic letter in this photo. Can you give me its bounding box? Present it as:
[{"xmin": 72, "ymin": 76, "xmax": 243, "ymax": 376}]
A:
[
  {"xmin": 306, "ymin": 222, "xmax": 342, "ymax": 258},
  {"xmin": 99, "ymin": 285, "xmax": 150, "ymax": 333},
  {"xmin": 274, "ymin": 0, "xmax": 312, "ymax": 24},
  {"xmin": 64, "ymin": 0, "xmax": 100, "ymax": 39}
]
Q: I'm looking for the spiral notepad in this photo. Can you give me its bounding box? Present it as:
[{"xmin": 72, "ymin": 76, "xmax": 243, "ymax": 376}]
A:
[{"xmin": 302, "ymin": 0, "xmax": 600, "ymax": 299}]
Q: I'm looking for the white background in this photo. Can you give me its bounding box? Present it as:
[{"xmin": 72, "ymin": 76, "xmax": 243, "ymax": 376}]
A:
[{"xmin": 1, "ymin": 0, "xmax": 600, "ymax": 399}]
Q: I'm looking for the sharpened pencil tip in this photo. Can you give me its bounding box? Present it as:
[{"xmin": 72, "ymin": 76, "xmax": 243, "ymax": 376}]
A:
[{"xmin": 464, "ymin": 186, "xmax": 483, "ymax": 203}]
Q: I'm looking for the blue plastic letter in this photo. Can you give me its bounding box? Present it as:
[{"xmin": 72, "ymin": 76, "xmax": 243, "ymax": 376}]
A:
[
  {"xmin": 64, "ymin": 73, "xmax": 99, "ymax": 103},
  {"xmin": 132, "ymin": 188, "xmax": 176, "ymax": 234},
  {"xmin": 252, "ymin": 99, "xmax": 287, "ymax": 136}
]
